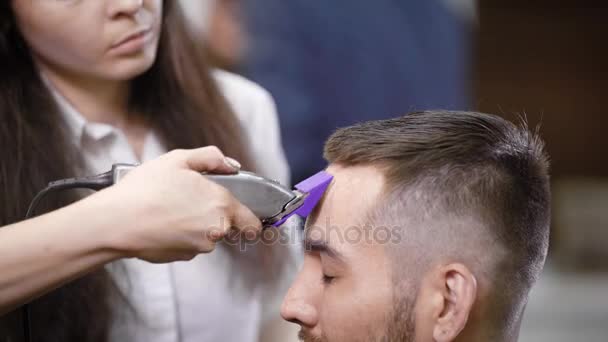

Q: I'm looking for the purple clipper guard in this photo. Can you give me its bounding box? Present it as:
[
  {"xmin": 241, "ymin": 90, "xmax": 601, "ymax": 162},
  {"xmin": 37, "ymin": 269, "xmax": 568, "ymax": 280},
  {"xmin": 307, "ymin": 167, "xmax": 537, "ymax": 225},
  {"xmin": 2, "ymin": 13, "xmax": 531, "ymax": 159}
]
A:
[{"xmin": 272, "ymin": 171, "xmax": 333, "ymax": 227}]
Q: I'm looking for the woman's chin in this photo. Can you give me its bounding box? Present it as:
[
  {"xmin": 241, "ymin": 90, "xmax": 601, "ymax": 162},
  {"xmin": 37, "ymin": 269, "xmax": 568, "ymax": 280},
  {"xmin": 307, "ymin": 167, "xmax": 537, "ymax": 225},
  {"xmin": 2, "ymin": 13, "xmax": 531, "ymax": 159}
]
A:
[{"xmin": 104, "ymin": 53, "xmax": 158, "ymax": 81}]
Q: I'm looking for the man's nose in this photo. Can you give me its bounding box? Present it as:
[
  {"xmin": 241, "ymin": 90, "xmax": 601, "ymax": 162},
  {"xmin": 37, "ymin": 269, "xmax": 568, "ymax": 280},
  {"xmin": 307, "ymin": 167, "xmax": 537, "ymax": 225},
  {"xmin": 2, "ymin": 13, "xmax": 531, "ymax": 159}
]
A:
[{"xmin": 280, "ymin": 276, "xmax": 319, "ymax": 328}]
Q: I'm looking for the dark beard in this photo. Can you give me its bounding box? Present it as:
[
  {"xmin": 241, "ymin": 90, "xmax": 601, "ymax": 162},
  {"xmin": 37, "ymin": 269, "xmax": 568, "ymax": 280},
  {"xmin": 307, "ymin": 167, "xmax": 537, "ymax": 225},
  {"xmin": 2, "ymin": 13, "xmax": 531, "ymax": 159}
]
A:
[
  {"xmin": 385, "ymin": 290, "xmax": 416, "ymax": 342},
  {"xmin": 298, "ymin": 329, "xmax": 328, "ymax": 342},
  {"xmin": 297, "ymin": 293, "xmax": 416, "ymax": 342}
]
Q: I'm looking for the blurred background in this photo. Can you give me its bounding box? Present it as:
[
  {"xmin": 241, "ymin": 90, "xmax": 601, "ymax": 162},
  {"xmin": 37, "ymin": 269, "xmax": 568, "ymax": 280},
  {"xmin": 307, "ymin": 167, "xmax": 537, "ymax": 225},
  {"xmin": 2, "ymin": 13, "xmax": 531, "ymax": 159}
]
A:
[{"xmin": 181, "ymin": 0, "xmax": 608, "ymax": 340}]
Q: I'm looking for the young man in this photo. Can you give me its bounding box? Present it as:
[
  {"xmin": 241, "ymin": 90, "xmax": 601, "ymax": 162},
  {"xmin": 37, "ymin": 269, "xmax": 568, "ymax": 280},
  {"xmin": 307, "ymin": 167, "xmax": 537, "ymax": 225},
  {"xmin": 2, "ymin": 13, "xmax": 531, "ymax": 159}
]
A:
[{"xmin": 282, "ymin": 111, "xmax": 551, "ymax": 342}]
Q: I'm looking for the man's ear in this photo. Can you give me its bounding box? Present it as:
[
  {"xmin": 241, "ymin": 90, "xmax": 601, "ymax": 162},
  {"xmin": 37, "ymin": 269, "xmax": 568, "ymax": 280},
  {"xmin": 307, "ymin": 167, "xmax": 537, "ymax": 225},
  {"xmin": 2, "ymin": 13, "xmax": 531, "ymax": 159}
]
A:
[{"xmin": 429, "ymin": 263, "xmax": 477, "ymax": 342}]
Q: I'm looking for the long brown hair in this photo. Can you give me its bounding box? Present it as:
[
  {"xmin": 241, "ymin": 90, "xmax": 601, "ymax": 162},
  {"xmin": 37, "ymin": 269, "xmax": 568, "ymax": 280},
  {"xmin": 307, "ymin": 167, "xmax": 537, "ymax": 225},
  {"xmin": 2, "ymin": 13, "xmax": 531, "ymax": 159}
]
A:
[{"xmin": 0, "ymin": 2, "xmax": 253, "ymax": 341}]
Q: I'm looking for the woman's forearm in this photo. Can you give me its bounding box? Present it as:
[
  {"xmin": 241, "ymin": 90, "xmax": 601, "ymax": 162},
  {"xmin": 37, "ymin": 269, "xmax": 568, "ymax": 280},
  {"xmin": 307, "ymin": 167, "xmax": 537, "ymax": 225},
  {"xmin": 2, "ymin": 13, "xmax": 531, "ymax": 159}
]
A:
[
  {"xmin": 0, "ymin": 194, "xmax": 126, "ymax": 315},
  {"xmin": 0, "ymin": 147, "xmax": 257, "ymax": 315}
]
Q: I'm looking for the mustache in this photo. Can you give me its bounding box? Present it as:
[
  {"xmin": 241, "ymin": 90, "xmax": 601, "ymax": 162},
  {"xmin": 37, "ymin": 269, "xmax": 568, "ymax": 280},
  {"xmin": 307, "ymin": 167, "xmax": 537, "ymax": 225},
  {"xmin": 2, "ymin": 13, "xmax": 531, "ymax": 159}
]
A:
[{"xmin": 298, "ymin": 329, "xmax": 327, "ymax": 342}]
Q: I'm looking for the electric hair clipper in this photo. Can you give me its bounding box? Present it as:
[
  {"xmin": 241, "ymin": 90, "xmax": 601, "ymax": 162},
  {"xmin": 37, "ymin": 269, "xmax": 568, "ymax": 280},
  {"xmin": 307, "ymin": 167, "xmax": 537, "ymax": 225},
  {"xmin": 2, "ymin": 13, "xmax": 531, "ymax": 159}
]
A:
[
  {"xmin": 199, "ymin": 170, "xmax": 333, "ymax": 226},
  {"xmin": 68, "ymin": 164, "xmax": 333, "ymax": 227}
]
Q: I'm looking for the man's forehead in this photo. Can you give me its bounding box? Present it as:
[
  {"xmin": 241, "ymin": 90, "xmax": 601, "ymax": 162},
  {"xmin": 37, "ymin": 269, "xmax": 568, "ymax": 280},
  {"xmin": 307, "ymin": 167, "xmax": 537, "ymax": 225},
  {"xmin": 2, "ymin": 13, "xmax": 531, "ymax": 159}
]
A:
[
  {"xmin": 305, "ymin": 164, "xmax": 386, "ymax": 244},
  {"xmin": 311, "ymin": 164, "xmax": 385, "ymax": 219}
]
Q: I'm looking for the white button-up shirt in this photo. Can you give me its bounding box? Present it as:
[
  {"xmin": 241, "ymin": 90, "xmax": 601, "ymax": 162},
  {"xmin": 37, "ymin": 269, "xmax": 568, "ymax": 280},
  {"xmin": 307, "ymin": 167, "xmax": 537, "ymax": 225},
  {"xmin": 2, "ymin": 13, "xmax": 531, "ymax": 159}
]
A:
[{"xmin": 49, "ymin": 70, "xmax": 301, "ymax": 342}]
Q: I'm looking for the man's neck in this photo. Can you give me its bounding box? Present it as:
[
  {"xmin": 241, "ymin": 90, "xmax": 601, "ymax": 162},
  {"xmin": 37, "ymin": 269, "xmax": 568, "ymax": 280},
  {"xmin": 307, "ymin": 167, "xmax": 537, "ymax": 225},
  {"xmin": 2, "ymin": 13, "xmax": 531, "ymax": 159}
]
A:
[
  {"xmin": 456, "ymin": 332, "xmax": 517, "ymax": 342},
  {"xmin": 455, "ymin": 321, "xmax": 520, "ymax": 342},
  {"xmin": 38, "ymin": 60, "xmax": 131, "ymax": 129}
]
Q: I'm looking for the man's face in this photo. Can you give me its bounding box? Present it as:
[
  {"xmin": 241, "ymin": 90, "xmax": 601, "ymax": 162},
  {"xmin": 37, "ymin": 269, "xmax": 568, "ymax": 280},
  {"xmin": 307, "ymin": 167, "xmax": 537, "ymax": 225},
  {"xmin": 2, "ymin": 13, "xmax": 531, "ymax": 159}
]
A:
[{"xmin": 281, "ymin": 165, "xmax": 417, "ymax": 342}]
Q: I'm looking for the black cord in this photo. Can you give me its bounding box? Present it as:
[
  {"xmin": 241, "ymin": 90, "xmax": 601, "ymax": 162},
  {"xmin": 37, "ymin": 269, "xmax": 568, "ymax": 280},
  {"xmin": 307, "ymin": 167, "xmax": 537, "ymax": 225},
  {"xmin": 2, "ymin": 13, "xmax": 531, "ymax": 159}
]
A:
[{"xmin": 21, "ymin": 170, "xmax": 115, "ymax": 342}]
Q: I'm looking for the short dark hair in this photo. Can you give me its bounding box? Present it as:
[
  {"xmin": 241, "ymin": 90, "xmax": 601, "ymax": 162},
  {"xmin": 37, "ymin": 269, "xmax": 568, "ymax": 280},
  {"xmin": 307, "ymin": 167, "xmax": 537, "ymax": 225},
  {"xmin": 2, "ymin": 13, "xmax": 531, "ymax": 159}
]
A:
[{"xmin": 324, "ymin": 111, "xmax": 551, "ymax": 291}]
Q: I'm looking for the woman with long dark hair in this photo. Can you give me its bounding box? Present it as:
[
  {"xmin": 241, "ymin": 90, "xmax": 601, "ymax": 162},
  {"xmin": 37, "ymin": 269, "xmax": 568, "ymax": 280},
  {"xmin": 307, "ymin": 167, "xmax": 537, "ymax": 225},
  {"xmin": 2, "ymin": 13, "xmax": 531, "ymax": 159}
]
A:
[{"xmin": 0, "ymin": 0, "xmax": 295, "ymax": 341}]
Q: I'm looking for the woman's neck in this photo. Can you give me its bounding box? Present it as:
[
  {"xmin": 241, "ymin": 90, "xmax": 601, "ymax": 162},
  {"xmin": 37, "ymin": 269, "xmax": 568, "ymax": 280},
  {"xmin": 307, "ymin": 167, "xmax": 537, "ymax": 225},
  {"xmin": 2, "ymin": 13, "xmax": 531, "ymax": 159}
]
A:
[
  {"xmin": 38, "ymin": 61, "xmax": 131, "ymax": 129},
  {"xmin": 38, "ymin": 60, "xmax": 151, "ymax": 160}
]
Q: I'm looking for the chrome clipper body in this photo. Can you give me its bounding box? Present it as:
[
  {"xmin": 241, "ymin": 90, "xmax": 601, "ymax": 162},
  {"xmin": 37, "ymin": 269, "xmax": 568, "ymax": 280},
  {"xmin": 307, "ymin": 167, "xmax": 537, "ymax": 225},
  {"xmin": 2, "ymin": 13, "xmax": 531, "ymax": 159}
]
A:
[{"xmin": 105, "ymin": 164, "xmax": 333, "ymax": 227}]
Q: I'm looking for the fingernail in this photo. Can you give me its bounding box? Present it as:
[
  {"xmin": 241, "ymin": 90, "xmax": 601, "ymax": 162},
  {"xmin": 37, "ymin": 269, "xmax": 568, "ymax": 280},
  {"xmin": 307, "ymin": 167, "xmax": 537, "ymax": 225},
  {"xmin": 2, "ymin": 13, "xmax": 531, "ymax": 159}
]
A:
[{"xmin": 224, "ymin": 157, "xmax": 242, "ymax": 170}]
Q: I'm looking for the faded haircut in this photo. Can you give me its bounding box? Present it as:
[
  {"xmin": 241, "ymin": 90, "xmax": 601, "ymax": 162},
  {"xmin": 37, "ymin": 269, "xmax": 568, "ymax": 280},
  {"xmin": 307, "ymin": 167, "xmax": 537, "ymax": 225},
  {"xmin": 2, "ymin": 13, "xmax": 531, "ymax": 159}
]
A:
[{"xmin": 324, "ymin": 111, "xmax": 551, "ymax": 297}]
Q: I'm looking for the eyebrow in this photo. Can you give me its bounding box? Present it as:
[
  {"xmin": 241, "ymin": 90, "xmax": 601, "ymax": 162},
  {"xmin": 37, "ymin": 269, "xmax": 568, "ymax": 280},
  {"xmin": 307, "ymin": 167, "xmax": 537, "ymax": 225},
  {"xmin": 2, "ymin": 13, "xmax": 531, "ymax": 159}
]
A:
[{"xmin": 303, "ymin": 238, "xmax": 345, "ymax": 263}]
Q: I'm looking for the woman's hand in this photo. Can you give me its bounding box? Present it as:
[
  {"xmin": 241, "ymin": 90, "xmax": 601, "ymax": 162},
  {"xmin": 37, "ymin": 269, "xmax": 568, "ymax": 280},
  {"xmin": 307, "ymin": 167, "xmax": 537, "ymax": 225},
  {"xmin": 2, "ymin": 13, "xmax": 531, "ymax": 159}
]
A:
[{"xmin": 94, "ymin": 146, "xmax": 262, "ymax": 263}]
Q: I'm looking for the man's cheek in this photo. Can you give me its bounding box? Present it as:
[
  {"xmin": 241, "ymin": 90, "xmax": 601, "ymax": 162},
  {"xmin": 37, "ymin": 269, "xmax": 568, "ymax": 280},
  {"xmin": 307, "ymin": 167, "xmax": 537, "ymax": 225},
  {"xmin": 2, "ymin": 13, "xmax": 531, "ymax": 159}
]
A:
[
  {"xmin": 320, "ymin": 294, "xmax": 370, "ymax": 340},
  {"xmin": 318, "ymin": 299, "xmax": 349, "ymax": 340}
]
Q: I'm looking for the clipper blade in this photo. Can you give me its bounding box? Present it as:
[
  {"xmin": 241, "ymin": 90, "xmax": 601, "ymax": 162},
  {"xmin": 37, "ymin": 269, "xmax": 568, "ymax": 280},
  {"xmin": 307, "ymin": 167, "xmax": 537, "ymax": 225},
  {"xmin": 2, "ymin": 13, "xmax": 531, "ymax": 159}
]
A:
[{"xmin": 272, "ymin": 171, "xmax": 333, "ymax": 227}]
